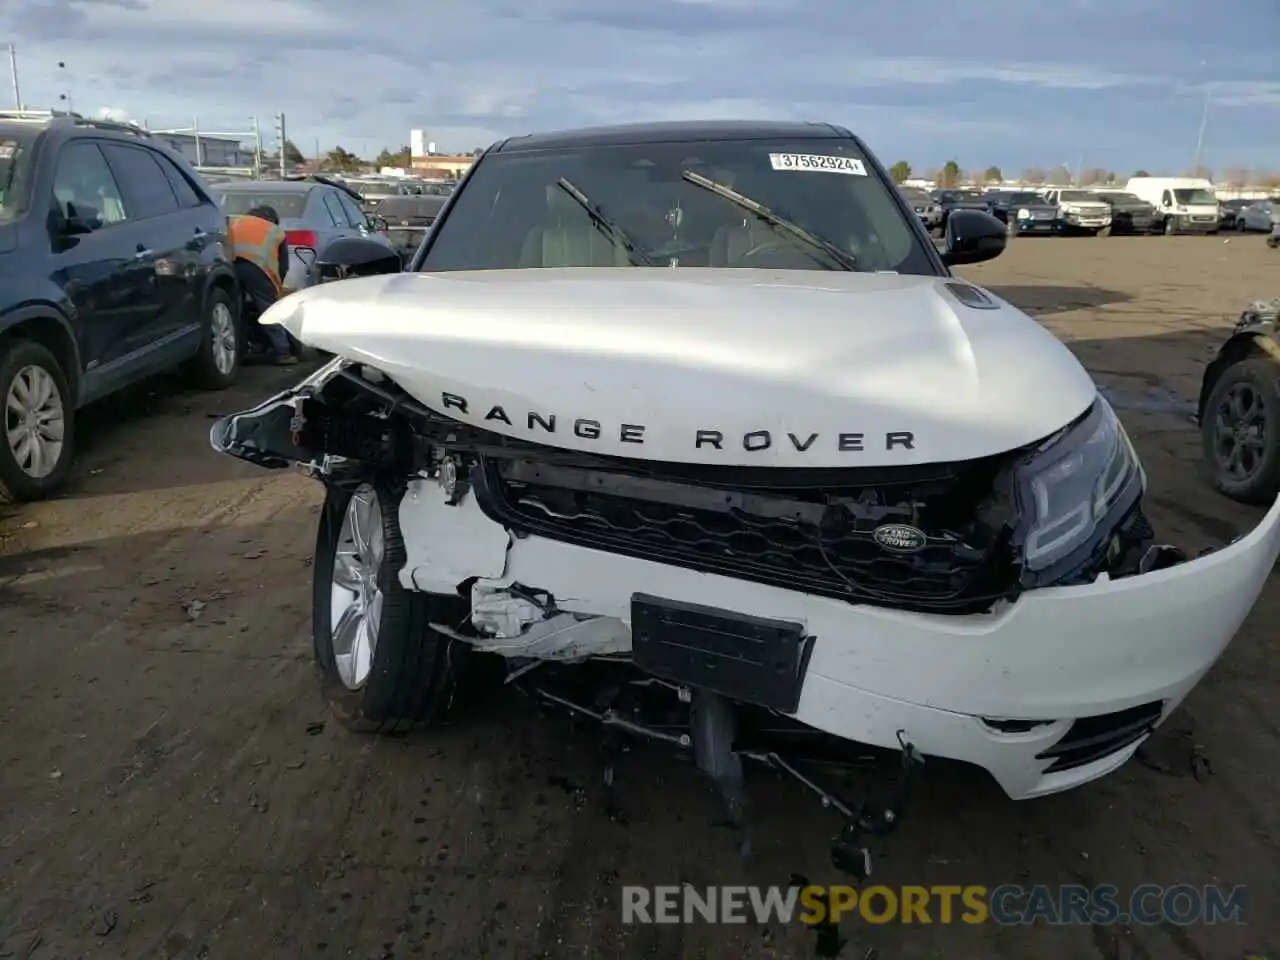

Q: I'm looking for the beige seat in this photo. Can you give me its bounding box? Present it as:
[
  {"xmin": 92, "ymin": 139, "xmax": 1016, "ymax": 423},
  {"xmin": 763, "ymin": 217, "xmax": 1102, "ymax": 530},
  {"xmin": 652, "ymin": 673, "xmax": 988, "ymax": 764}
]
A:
[{"xmin": 519, "ymin": 185, "xmax": 631, "ymax": 267}]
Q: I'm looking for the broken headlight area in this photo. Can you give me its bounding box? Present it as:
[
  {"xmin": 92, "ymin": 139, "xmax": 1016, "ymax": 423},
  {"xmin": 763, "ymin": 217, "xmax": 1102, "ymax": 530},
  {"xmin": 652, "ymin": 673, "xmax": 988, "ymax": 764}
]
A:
[{"xmin": 1008, "ymin": 396, "xmax": 1151, "ymax": 588}]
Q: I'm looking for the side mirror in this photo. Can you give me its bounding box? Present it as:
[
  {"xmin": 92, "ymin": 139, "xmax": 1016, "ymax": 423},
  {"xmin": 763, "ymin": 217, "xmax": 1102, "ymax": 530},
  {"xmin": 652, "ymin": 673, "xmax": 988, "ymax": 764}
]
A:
[
  {"xmin": 940, "ymin": 210, "xmax": 1006, "ymax": 266},
  {"xmin": 313, "ymin": 236, "xmax": 403, "ymax": 283}
]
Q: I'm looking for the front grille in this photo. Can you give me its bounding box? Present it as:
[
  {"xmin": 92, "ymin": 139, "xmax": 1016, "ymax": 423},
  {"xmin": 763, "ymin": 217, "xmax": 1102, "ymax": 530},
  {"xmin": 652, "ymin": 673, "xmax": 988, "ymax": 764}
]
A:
[
  {"xmin": 1035, "ymin": 700, "xmax": 1163, "ymax": 773},
  {"xmin": 472, "ymin": 457, "xmax": 1018, "ymax": 614}
]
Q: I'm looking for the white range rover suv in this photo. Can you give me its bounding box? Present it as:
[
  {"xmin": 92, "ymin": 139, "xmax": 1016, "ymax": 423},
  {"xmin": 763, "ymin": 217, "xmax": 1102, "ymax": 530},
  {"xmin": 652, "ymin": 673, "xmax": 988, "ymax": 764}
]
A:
[{"xmin": 211, "ymin": 121, "xmax": 1280, "ymax": 871}]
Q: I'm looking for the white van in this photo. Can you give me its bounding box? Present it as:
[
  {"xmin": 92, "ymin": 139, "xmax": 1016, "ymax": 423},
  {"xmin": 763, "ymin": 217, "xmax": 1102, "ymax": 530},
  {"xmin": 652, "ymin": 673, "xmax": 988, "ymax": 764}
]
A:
[{"xmin": 1123, "ymin": 177, "xmax": 1220, "ymax": 235}]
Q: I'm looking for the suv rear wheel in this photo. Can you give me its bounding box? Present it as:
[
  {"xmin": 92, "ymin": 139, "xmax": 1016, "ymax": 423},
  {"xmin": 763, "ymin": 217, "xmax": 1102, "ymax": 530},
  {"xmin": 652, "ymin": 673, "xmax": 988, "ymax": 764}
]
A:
[
  {"xmin": 0, "ymin": 339, "xmax": 75, "ymax": 502},
  {"xmin": 187, "ymin": 287, "xmax": 241, "ymax": 390}
]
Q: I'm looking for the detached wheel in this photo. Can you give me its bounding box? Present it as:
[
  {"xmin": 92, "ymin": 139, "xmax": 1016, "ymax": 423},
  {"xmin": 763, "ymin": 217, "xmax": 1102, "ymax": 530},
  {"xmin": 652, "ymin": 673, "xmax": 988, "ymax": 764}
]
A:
[
  {"xmin": 1202, "ymin": 358, "xmax": 1280, "ymax": 504},
  {"xmin": 0, "ymin": 339, "xmax": 75, "ymax": 502},
  {"xmin": 188, "ymin": 287, "xmax": 241, "ymax": 390},
  {"xmin": 312, "ymin": 481, "xmax": 466, "ymax": 733}
]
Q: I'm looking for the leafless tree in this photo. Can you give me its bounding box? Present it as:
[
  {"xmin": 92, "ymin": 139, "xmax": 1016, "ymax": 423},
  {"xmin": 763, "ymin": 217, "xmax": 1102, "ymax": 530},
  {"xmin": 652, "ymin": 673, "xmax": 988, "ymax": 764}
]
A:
[{"xmin": 1020, "ymin": 167, "xmax": 1047, "ymax": 184}]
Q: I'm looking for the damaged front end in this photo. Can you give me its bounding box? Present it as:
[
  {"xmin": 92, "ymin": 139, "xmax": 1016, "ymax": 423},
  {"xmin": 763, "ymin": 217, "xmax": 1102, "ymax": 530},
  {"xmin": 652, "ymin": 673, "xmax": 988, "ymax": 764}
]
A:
[{"xmin": 212, "ymin": 352, "xmax": 1244, "ymax": 878}]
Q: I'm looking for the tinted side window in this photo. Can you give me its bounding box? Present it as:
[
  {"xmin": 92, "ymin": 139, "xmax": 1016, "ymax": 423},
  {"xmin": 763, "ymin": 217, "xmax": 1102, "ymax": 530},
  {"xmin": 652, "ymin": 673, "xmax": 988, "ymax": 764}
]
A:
[
  {"xmin": 1161, "ymin": 190, "xmax": 1172, "ymax": 205},
  {"xmin": 154, "ymin": 152, "xmax": 204, "ymax": 208},
  {"xmin": 101, "ymin": 143, "xmax": 179, "ymax": 219},
  {"xmin": 51, "ymin": 141, "xmax": 130, "ymax": 229},
  {"xmin": 337, "ymin": 193, "xmax": 366, "ymax": 228},
  {"xmin": 321, "ymin": 192, "xmax": 346, "ymax": 227}
]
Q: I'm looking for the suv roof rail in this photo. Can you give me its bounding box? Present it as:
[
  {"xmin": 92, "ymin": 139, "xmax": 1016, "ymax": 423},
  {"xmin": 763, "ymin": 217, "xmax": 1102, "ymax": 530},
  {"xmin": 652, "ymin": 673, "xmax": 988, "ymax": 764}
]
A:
[{"xmin": 0, "ymin": 109, "xmax": 151, "ymax": 138}]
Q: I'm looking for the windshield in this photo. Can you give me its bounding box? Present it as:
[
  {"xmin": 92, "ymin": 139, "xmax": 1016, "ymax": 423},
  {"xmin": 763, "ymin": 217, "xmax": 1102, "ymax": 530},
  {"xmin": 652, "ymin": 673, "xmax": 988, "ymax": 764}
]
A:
[
  {"xmin": 899, "ymin": 187, "xmax": 930, "ymax": 202},
  {"xmin": 211, "ymin": 189, "xmax": 309, "ymax": 219},
  {"xmin": 1058, "ymin": 190, "xmax": 1102, "ymax": 202},
  {"xmin": 356, "ymin": 181, "xmax": 399, "ymax": 197},
  {"xmin": 419, "ymin": 182, "xmax": 454, "ymax": 196},
  {"xmin": 1173, "ymin": 188, "xmax": 1216, "ymax": 205},
  {"xmin": 418, "ymin": 138, "xmax": 935, "ymax": 275},
  {"xmin": 0, "ymin": 130, "xmax": 37, "ymax": 221},
  {"xmin": 1008, "ymin": 192, "xmax": 1043, "ymax": 205}
]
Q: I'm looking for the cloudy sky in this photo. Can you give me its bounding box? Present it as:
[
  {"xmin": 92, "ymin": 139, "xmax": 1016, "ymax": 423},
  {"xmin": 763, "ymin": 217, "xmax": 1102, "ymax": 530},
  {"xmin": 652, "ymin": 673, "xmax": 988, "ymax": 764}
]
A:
[{"xmin": 2, "ymin": 0, "xmax": 1277, "ymax": 174}]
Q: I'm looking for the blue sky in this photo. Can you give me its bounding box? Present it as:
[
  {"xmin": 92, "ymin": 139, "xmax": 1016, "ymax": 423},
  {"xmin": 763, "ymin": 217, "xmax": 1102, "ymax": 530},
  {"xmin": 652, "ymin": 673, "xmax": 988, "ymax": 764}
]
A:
[{"xmin": 2, "ymin": 0, "xmax": 1277, "ymax": 176}]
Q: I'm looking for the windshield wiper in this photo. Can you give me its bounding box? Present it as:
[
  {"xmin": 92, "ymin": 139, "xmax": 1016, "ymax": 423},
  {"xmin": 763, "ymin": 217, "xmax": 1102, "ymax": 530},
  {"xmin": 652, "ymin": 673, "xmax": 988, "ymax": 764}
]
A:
[
  {"xmin": 681, "ymin": 169, "xmax": 858, "ymax": 271},
  {"xmin": 555, "ymin": 178, "xmax": 656, "ymax": 266}
]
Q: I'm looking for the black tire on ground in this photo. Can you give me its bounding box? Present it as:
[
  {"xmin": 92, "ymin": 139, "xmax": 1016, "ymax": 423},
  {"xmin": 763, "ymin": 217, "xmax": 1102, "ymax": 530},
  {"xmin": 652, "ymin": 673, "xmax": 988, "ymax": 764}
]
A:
[
  {"xmin": 312, "ymin": 480, "xmax": 468, "ymax": 733},
  {"xmin": 1207, "ymin": 229, "xmax": 1219, "ymax": 236},
  {"xmin": 1268, "ymin": 235, "xmax": 1280, "ymax": 249},
  {"xmin": 1201, "ymin": 357, "xmax": 1280, "ymax": 505},
  {"xmin": 1096, "ymin": 226, "xmax": 1111, "ymax": 237},
  {"xmin": 1164, "ymin": 218, "xmax": 1178, "ymax": 236},
  {"xmin": 1236, "ymin": 218, "xmax": 1247, "ymax": 232},
  {"xmin": 0, "ymin": 338, "xmax": 76, "ymax": 502},
  {"xmin": 187, "ymin": 286, "xmax": 242, "ymax": 390}
]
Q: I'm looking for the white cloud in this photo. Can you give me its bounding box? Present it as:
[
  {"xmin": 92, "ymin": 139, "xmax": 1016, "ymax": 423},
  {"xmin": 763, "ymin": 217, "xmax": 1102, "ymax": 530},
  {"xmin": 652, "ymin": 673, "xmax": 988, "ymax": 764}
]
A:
[{"xmin": 95, "ymin": 106, "xmax": 130, "ymax": 122}]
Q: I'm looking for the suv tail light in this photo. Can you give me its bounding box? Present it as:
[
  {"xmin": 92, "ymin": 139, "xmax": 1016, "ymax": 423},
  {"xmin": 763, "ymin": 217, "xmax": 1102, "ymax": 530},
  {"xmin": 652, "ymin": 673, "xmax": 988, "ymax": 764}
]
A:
[{"xmin": 286, "ymin": 229, "xmax": 318, "ymax": 250}]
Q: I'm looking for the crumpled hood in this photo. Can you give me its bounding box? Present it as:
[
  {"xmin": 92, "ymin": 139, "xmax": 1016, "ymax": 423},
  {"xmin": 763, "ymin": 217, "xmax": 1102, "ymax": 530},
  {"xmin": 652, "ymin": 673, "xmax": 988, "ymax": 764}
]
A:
[{"xmin": 262, "ymin": 268, "xmax": 1097, "ymax": 468}]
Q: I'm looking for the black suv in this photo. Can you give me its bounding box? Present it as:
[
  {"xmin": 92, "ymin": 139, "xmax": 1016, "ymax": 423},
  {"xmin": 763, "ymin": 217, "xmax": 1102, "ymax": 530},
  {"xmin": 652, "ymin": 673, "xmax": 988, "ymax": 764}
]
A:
[{"xmin": 0, "ymin": 110, "xmax": 240, "ymax": 501}]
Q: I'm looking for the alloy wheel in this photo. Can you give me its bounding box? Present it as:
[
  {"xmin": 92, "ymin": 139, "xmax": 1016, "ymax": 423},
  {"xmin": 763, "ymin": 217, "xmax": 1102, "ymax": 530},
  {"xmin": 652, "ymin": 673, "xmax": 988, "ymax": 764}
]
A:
[
  {"xmin": 330, "ymin": 484, "xmax": 385, "ymax": 690},
  {"xmin": 211, "ymin": 302, "xmax": 238, "ymax": 375},
  {"xmin": 1213, "ymin": 382, "xmax": 1268, "ymax": 482},
  {"xmin": 4, "ymin": 364, "xmax": 65, "ymax": 480}
]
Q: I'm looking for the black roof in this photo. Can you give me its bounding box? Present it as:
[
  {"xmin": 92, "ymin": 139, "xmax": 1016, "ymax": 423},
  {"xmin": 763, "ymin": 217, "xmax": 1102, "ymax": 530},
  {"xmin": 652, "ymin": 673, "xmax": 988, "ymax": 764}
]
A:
[{"xmin": 494, "ymin": 119, "xmax": 852, "ymax": 153}]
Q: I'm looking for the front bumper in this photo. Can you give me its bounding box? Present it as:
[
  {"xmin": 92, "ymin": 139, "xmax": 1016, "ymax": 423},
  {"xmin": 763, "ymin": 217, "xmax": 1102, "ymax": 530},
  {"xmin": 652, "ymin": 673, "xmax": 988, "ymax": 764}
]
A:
[
  {"xmin": 399, "ymin": 479, "xmax": 1280, "ymax": 801},
  {"xmin": 1172, "ymin": 214, "xmax": 1219, "ymax": 233},
  {"xmin": 1061, "ymin": 214, "xmax": 1112, "ymax": 231},
  {"xmin": 1014, "ymin": 216, "xmax": 1057, "ymax": 233}
]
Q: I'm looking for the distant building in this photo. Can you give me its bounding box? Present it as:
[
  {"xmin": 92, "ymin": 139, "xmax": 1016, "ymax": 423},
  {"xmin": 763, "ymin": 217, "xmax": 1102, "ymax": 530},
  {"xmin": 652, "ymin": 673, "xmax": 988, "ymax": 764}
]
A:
[
  {"xmin": 410, "ymin": 154, "xmax": 474, "ymax": 179},
  {"xmin": 156, "ymin": 132, "xmax": 253, "ymax": 167}
]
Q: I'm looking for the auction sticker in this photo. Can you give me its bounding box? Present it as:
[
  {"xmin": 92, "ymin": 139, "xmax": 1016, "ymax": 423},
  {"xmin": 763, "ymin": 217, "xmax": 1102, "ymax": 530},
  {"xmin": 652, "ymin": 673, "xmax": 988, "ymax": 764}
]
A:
[{"xmin": 769, "ymin": 153, "xmax": 866, "ymax": 175}]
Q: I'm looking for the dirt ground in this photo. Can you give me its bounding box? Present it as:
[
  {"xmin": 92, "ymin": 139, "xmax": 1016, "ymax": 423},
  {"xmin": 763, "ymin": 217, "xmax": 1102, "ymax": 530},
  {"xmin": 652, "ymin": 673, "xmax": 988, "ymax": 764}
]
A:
[{"xmin": 1, "ymin": 236, "xmax": 1277, "ymax": 960}]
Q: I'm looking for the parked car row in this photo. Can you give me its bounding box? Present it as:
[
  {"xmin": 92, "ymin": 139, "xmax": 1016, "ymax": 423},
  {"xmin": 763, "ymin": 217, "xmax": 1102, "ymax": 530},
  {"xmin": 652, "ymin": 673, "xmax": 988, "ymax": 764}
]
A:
[{"xmin": 900, "ymin": 176, "xmax": 1269, "ymax": 238}]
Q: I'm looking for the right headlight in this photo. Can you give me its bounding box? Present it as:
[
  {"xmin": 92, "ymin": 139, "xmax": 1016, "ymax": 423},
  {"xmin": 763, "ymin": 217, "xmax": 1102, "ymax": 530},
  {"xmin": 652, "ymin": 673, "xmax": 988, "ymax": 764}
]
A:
[
  {"xmin": 1017, "ymin": 207, "xmax": 1031, "ymax": 219},
  {"xmin": 1012, "ymin": 397, "xmax": 1146, "ymax": 573}
]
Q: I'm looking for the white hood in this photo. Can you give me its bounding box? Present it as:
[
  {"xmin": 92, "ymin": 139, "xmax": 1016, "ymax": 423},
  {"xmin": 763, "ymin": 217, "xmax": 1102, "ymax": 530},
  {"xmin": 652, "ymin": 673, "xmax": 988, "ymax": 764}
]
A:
[{"xmin": 263, "ymin": 268, "xmax": 1096, "ymax": 468}]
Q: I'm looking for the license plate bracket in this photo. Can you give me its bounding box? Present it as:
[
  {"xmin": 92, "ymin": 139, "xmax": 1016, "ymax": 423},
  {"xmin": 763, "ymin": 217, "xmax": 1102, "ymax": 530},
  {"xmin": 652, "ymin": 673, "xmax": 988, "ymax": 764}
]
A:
[{"xmin": 630, "ymin": 593, "xmax": 814, "ymax": 713}]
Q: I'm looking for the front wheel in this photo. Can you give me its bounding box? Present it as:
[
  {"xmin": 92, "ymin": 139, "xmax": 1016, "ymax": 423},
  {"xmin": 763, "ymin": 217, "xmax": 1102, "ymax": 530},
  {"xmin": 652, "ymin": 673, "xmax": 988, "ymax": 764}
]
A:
[
  {"xmin": 0, "ymin": 339, "xmax": 75, "ymax": 502},
  {"xmin": 1164, "ymin": 218, "xmax": 1178, "ymax": 236},
  {"xmin": 1201, "ymin": 358, "xmax": 1280, "ymax": 504},
  {"xmin": 312, "ymin": 481, "xmax": 468, "ymax": 733},
  {"xmin": 1096, "ymin": 226, "xmax": 1111, "ymax": 238}
]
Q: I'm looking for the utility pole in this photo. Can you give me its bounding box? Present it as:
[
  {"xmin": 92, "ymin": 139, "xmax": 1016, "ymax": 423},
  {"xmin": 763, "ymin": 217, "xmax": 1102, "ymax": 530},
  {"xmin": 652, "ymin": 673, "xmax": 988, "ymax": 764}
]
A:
[
  {"xmin": 274, "ymin": 113, "xmax": 286, "ymax": 178},
  {"xmin": 250, "ymin": 115, "xmax": 263, "ymax": 179},
  {"xmin": 1192, "ymin": 85, "xmax": 1211, "ymax": 173},
  {"xmin": 7, "ymin": 44, "xmax": 19, "ymax": 108}
]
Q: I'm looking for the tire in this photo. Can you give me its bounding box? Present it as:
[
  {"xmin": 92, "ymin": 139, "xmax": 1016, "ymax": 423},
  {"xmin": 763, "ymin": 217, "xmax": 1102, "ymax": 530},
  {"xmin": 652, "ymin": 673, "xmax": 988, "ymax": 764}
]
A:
[
  {"xmin": 1096, "ymin": 226, "xmax": 1111, "ymax": 238},
  {"xmin": 1164, "ymin": 218, "xmax": 1178, "ymax": 236},
  {"xmin": 1236, "ymin": 218, "xmax": 1247, "ymax": 232},
  {"xmin": 0, "ymin": 339, "xmax": 76, "ymax": 502},
  {"xmin": 187, "ymin": 287, "xmax": 242, "ymax": 390},
  {"xmin": 1268, "ymin": 235, "xmax": 1280, "ymax": 249},
  {"xmin": 1201, "ymin": 358, "xmax": 1280, "ymax": 505},
  {"xmin": 312, "ymin": 480, "xmax": 467, "ymax": 733}
]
